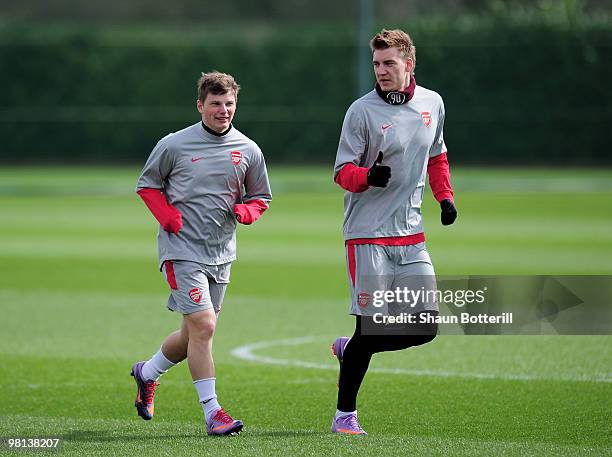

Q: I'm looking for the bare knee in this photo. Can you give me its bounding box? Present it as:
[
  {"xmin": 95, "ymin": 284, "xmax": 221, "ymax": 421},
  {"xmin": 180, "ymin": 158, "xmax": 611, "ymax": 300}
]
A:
[{"xmin": 185, "ymin": 311, "xmax": 216, "ymax": 342}]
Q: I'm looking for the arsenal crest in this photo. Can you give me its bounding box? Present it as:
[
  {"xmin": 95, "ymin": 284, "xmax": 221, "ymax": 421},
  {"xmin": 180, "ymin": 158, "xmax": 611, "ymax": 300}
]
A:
[
  {"xmin": 421, "ymin": 112, "xmax": 432, "ymax": 127},
  {"xmin": 358, "ymin": 292, "xmax": 370, "ymax": 309},
  {"xmin": 231, "ymin": 151, "xmax": 242, "ymax": 166},
  {"xmin": 189, "ymin": 288, "xmax": 202, "ymax": 303}
]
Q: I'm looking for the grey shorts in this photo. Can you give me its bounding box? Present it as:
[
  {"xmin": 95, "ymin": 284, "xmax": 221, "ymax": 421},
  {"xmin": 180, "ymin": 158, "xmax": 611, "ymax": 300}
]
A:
[
  {"xmin": 161, "ymin": 260, "xmax": 231, "ymax": 315},
  {"xmin": 345, "ymin": 242, "xmax": 438, "ymax": 316}
]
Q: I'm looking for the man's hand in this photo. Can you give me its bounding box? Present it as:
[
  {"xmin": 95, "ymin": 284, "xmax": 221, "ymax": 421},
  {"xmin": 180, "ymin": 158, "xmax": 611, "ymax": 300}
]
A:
[
  {"xmin": 234, "ymin": 200, "xmax": 269, "ymax": 225},
  {"xmin": 367, "ymin": 151, "xmax": 391, "ymax": 187},
  {"xmin": 137, "ymin": 188, "xmax": 183, "ymax": 234},
  {"xmin": 234, "ymin": 205, "xmax": 250, "ymax": 225},
  {"xmin": 440, "ymin": 199, "xmax": 457, "ymax": 226}
]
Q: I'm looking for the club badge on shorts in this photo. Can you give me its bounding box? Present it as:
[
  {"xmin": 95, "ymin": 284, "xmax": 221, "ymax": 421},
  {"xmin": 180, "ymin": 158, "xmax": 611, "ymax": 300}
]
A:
[
  {"xmin": 189, "ymin": 288, "xmax": 202, "ymax": 303},
  {"xmin": 421, "ymin": 112, "xmax": 432, "ymax": 127},
  {"xmin": 358, "ymin": 292, "xmax": 370, "ymax": 309},
  {"xmin": 231, "ymin": 151, "xmax": 242, "ymax": 166}
]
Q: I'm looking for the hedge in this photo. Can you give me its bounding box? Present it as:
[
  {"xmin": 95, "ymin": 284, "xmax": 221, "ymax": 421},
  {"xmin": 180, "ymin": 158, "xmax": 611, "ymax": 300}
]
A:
[{"xmin": 0, "ymin": 20, "xmax": 610, "ymax": 165}]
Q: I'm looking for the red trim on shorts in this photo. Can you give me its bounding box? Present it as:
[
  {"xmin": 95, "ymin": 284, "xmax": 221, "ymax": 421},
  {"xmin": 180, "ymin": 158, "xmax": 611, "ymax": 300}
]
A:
[
  {"xmin": 346, "ymin": 233, "xmax": 425, "ymax": 246},
  {"xmin": 164, "ymin": 261, "xmax": 178, "ymax": 290},
  {"xmin": 347, "ymin": 244, "xmax": 356, "ymax": 286}
]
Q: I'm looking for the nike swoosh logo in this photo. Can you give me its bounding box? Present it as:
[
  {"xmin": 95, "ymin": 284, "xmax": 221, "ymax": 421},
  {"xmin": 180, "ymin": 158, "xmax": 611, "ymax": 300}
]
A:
[
  {"xmin": 336, "ymin": 428, "xmax": 363, "ymax": 435},
  {"xmin": 211, "ymin": 422, "xmax": 237, "ymax": 431},
  {"xmin": 192, "ymin": 157, "xmax": 205, "ymax": 163},
  {"xmin": 382, "ymin": 124, "xmax": 392, "ymax": 131}
]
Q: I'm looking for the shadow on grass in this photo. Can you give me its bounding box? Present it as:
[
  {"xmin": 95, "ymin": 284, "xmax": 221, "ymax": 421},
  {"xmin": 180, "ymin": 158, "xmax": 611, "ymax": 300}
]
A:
[
  {"xmin": 241, "ymin": 430, "xmax": 325, "ymax": 438},
  {"xmin": 64, "ymin": 429, "xmax": 325, "ymax": 442},
  {"xmin": 64, "ymin": 430, "xmax": 201, "ymax": 443}
]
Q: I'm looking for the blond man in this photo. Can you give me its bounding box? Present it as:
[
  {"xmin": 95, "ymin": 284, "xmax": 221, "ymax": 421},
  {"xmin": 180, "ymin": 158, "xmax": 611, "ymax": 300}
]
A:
[{"xmin": 331, "ymin": 29, "xmax": 457, "ymax": 434}]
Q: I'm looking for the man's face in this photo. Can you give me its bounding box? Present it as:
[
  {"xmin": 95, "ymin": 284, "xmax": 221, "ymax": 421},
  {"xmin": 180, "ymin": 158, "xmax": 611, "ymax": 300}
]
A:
[
  {"xmin": 197, "ymin": 92, "xmax": 236, "ymax": 133},
  {"xmin": 373, "ymin": 47, "xmax": 413, "ymax": 92}
]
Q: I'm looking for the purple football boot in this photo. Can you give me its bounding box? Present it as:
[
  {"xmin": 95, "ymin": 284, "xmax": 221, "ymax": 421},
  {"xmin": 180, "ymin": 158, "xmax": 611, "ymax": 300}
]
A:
[
  {"xmin": 130, "ymin": 361, "xmax": 159, "ymax": 421},
  {"xmin": 331, "ymin": 337, "xmax": 350, "ymax": 363},
  {"xmin": 331, "ymin": 337, "xmax": 350, "ymax": 386},
  {"xmin": 206, "ymin": 408, "xmax": 243, "ymax": 436},
  {"xmin": 331, "ymin": 412, "xmax": 367, "ymax": 435}
]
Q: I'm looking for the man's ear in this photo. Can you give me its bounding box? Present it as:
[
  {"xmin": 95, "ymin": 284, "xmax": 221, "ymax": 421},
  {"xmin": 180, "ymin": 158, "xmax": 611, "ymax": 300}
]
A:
[
  {"xmin": 196, "ymin": 99, "xmax": 204, "ymax": 113},
  {"xmin": 406, "ymin": 58, "xmax": 414, "ymax": 74}
]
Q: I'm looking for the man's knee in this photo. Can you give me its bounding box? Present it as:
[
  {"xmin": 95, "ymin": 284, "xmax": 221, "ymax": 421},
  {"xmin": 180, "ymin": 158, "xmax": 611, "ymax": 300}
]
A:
[
  {"xmin": 184, "ymin": 310, "xmax": 216, "ymax": 341},
  {"xmin": 418, "ymin": 330, "xmax": 437, "ymax": 346},
  {"xmin": 411, "ymin": 320, "xmax": 438, "ymax": 346},
  {"xmin": 390, "ymin": 323, "xmax": 437, "ymax": 351}
]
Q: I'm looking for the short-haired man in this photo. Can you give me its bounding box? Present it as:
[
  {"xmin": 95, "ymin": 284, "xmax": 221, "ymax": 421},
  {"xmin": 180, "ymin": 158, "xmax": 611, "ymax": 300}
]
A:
[
  {"xmin": 331, "ymin": 29, "xmax": 457, "ymax": 435},
  {"xmin": 131, "ymin": 71, "xmax": 272, "ymax": 436}
]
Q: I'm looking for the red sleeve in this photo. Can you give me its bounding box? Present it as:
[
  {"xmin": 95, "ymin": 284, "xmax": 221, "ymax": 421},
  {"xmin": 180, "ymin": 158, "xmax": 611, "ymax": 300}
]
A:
[
  {"xmin": 137, "ymin": 188, "xmax": 183, "ymax": 234},
  {"xmin": 334, "ymin": 163, "xmax": 369, "ymax": 193},
  {"xmin": 234, "ymin": 199, "xmax": 269, "ymax": 225},
  {"xmin": 427, "ymin": 152, "xmax": 454, "ymax": 202}
]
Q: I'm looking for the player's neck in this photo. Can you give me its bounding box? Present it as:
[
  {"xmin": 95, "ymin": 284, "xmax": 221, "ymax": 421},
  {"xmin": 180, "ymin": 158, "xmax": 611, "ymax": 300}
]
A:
[
  {"xmin": 375, "ymin": 74, "xmax": 416, "ymax": 105},
  {"xmin": 202, "ymin": 121, "xmax": 232, "ymax": 137},
  {"xmin": 400, "ymin": 74, "xmax": 413, "ymax": 92}
]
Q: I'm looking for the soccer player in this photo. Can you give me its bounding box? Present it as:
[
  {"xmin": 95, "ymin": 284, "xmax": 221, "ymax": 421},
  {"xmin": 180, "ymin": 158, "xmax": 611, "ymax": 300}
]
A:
[
  {"xmin": 131, "ymin": 71, "xmax": 272, "ymax": 436},
  {"xmin": 330, "ymin": 29, "xmax": 457, "ymax": 435}
]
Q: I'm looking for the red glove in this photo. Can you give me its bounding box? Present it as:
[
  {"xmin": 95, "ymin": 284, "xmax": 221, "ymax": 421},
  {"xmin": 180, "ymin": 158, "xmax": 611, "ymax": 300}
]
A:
[
  {"xmin": 427, "ymin": 152, "xmax": 454, "ymax": 203},
  {"xmin": 334, "ymin": 163, "xmax": 369, "ymax": 193},
  {"xmin": 234, "ymin": 199, "xmax": 269, "ymax": 225},
  {"xmin": 137, "ymin": 188, "xmax": 183, "ymax": 234}
]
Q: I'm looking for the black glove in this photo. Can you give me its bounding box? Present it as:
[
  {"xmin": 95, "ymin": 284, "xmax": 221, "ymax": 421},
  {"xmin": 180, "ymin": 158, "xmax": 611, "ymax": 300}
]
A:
[
  {"xmin": 367, "ymin": 151, "xmax": 391, "ymax": 187},
  {"xmin": 440, "ymin": 199, "xmax": 457, "ymax": 226}
]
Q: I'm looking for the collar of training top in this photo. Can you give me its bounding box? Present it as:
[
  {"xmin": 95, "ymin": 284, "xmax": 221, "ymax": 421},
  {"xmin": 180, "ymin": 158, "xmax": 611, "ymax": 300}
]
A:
[
  {"xmin": 202, "ymin": 121, "xmax": 232, "ymax": 137},
  {"xmin": 375, "ymin": 75, "xmax": 416, "ymax": 105}
]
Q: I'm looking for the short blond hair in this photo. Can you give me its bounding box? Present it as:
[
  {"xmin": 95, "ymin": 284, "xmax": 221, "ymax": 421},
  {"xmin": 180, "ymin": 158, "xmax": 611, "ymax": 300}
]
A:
[
  {"xmin": 370, "ymin": 29, "xmax": 416, "ymax": 68},
  {"xmin": 197, "ymin": 71, "xmax": 240, "ymax": 102}
]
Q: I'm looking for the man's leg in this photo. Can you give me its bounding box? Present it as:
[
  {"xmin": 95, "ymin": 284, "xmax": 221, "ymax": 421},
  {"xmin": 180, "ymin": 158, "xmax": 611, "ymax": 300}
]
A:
[
  {"xmin": 131, "ymin": 320, "xmax": 187, "ymax": 421},
  {"xmin": 333, "ymin": 313, "xmax": 437, "ymax": 434},
  {"xmin": 337, "ymin": 318, "xmax": 439, "ymax": 411},
  {"xmin": 335, "ymin": 316, "xmax": 438, "ymax": 420},
  {"xmin": 161, "ymin": 318, "xmax": 189, "ymax": 362},
  {"xmin": 331, "ymin": 316, "xmax": 370, "ymax": 435},
  {"xmin": 132, "ymin": 318, "xmax": 188, "ymax": 422},
  {"xmin": 184, "ymin": 280, "xmax": 242, "ymax": 436},
  {"xmin": 138, "ymin": 318, "xmax": 189, "ymax": 384},
  {"xmin": 331, "ymin": 244, "xmax": 389, "ymax": 434},
  {"xmin": 184, "ymin": 308, "xmax": 216, "ymax": 380},
  {"xmin": 336, "ymin": 317, "xmax": 370, "ymax": 414},
  {"xmin": 182, "ymin": 272, "xmax": 228, "ymax": 380},
  {"xmin": 131, "ymin": 261, "xmax": 208, "ymax": 422},
  {"xmin": 184, "ymin": 309, "xmax": 221, "ymax": 424}
]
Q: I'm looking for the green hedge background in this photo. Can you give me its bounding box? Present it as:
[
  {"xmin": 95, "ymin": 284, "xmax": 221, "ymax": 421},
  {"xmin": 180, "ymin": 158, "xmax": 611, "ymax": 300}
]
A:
[{"xmin": 1, "ymin": 15, "xmax": 610, "ymax": 165}]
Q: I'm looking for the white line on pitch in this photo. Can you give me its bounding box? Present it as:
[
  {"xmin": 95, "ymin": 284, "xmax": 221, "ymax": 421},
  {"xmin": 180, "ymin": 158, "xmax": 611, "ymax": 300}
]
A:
[{"xmin": 230, "ymin": 336, "xmax": 612, "ymax": 384}]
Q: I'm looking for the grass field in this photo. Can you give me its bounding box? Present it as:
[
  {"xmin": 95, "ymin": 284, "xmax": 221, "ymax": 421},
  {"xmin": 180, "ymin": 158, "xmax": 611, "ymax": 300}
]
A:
[{"xmin": 0, "ymin": 167, "xmax": 611, "ymax": 456}]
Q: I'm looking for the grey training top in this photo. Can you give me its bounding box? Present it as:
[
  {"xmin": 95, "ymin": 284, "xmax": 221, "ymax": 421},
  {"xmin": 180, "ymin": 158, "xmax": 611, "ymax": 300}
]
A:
[
  {"xmin": 333, "ymin": 85, "xmax": 447, "ymax": 240},
  {"xmin": 137, "ymin": 122, "xmax": 272, "ymax": 268}
]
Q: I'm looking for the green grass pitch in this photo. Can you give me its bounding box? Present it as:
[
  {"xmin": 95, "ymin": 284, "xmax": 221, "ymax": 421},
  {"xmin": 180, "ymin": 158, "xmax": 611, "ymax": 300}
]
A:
[{"xmin": 0, "ymin": 166, "xmax": 611, "ymax": 456}]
